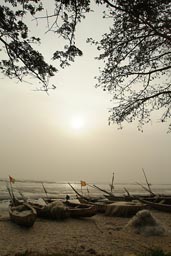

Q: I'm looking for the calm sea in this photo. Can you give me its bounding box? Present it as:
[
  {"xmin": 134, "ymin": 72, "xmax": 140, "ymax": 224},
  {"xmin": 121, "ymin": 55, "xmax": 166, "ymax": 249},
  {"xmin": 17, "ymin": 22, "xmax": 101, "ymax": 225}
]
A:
[{"xmin": 1, "ymin": 179, "xmax": 171, "ymax": 202}]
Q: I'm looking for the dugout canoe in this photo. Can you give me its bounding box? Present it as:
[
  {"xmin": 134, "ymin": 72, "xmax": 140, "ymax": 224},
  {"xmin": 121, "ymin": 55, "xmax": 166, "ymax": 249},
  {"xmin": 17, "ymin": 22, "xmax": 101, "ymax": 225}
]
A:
[
  {"xmin": 76, "ymin": 196, "xmax": 108, "ymax": 213},
  {"xmin": 31, "ymin": 200, "xmax": 97, "ymax": 219},
  {"xmin": 137, "ymin": 198, "xmax": 171, "ymax": 213},
  {"xmin": 9, "ymin": 203, "xmax": 37, "ymax": 227},
  {"xmin": 30, "ymin": 200, "xmax": 69, "ymax": 220},
  {"xmin": 105, "ymin": 201, "xmax": 147, "ymax": 217},
  {"xmin": 63, "ymin": 200, "xmax": 97, "ymax": 218}
]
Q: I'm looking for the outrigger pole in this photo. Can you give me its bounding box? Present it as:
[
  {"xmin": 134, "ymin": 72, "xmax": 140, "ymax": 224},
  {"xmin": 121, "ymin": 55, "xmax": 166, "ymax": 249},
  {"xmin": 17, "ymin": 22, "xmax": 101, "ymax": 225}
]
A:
[
  {"xmin": 68, "ymin": 183, "xmax": 90, "ymax": 201},
  {"xmin": 136, "ymin": 182, "xmax": 155, "ymax": 196},
  {"xmin": 42, "ymin": 182, "xmax": 49, "ymax": 199},
  {"xmin": 142, "ymin": 168, "xmax": 154, "ymax": 196},
  {"xmin": 92, "ymin": 184, "xmax": 114, "ymax": 197}
]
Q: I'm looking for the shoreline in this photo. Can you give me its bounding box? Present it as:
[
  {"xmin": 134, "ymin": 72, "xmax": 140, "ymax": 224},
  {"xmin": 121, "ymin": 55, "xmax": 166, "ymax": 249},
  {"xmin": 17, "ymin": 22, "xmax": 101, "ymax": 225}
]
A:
[{"xmin": 1, "ymin": 208, "xmax": 171, "ymax": 256}]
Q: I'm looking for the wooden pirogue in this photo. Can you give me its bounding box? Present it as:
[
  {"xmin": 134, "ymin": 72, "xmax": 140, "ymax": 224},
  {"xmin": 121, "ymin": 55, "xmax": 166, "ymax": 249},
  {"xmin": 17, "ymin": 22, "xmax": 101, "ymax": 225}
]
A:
[
  {"xmin": 9, "ymin": 203, "xmax": 37, "ymax": 227},
  {"xmin": 105, "ymin": 201, "xmax": 146, "ymax": 217},
  {"xmin": 76, "ymin": 196, "xmax": 108, "ymax": 213},
  {"xmin": 137, "ymin": 198, "xmax": 171, "ymax": 213},
  {"xmin": 31, "ymin": 200, "xmax": 97, "ymax": 219},
  {"xmin": 63, "ymin": 200, "xmax": 97, "ymax": 218}
]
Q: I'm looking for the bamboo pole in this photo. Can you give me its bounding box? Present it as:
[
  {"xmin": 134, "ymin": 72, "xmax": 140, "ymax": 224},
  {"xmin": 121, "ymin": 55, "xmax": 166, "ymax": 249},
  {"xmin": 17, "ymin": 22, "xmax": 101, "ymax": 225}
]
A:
[
  {"xmin": 42, "ymin": 182, "xmax": 49, "ymax": 199},
  {"xmin": 92, "ymin": 184, "xmax": 114, "ymax": 197},
  {"xmin": 6, "ymin": 183, "xmax": 14, "ymax": 204},
  {"xmin": 123, "ymin": 187, "xmax": 131, "ymax": 197},
  {"xmin": 68, "ymin": 183, "xmax": 89, "ymax": 200},
  {"xmin": 136, "ymin": 182, "xmax": 155, "ymax": 196},
  {"xmin": 9, "ymin": 181, "xmax": 17, "ymax": 205},
  {"xmin": 142, "ymin": 168, "xmax": 154, "ymax": 195},
  {"xmin": 110, "ymin": 172, "xmax": 115, "ymax": 193}
]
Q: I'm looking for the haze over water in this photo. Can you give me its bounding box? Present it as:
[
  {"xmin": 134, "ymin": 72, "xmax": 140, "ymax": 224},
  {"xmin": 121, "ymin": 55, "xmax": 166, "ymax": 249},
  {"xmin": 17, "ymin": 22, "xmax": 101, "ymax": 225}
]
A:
[
  {"xmin": 0, "ymin": 2, "xmax": 171, "ymax": 184},
  {"xmin": 1, "ymin": 179, "xmax": 171, "ymax": 203}
]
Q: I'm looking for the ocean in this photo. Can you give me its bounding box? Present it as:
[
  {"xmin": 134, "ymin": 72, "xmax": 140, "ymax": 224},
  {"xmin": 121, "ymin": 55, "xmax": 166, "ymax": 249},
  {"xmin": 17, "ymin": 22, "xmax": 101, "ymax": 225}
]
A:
[{"xmin": 1, "ymin": 179, "xmax": 171, "ymax": 202}]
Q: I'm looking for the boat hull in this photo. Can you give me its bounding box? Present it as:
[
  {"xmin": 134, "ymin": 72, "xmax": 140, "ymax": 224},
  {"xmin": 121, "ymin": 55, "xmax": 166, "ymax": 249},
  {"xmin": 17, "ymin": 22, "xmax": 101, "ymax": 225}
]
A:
[
  {"xmin": 137, "ymin": 198, "xmax": 171, "ymax": 213},
  {"xmin": 64, "ymin": 201, "xmax": 97, "ymax": 218},
  {"xmin": 9, "ymin": 203, "xmax": 37, "ymax": 227}
]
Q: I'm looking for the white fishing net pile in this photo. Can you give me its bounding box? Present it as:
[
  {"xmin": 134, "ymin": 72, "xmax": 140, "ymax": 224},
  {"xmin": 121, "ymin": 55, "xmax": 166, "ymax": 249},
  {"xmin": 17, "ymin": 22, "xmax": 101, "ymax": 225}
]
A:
[
  {"xmin": 126, "ymin": 210, "xmax": 166, "ymax": 236},
  {"xmin": 43, "ymin": 201, "xmax": 69, "ymax": 220}
]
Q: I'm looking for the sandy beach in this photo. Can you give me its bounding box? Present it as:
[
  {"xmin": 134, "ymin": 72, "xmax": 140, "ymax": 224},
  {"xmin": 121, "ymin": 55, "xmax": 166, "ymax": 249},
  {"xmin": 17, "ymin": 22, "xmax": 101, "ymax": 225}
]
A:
[{"xmin": 1, "ymin": 207, "xmax": 171, "ymax": 256}]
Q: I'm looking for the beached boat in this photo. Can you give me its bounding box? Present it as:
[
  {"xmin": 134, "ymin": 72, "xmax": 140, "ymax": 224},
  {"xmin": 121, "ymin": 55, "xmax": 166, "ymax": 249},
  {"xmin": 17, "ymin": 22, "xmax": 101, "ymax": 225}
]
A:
[
  {"xmin": 31, "ymin": 200, "xmax": 97, "ymax": 219},
  {"xmin": 29, "ymin": 202, "xmax": 48, "ymax": 218},
  {"xmin": 135, "ymin": 195, "xmax": 171, "ymax": 203},
  {"xmin": 105, "ymin": 201, "xmax": 147, "ymax": 217},
  {"xmin": 63, "ymin": 200, "xmax": 97, "ymax": 218},
  {"xmin": 93, "ymin": 184, "xmax": 158, "ymax": 202},
  {"xmin": 137, "ymin": 198, "xmax": 171, "ymax": 213},
  {"xmin": 9, "ymin": 203, "xmax": 37, "ymax": 227},
  {"xmin": 77, "ymin": 196, "xmax": 109, "ymax": 213},
  {"xmin": 30, "ymin": 200, "xmax": 69, "ymax": 220},
  {"xmin": 103, "ymin": 194, "xmax": 132, "ymax": 201}
]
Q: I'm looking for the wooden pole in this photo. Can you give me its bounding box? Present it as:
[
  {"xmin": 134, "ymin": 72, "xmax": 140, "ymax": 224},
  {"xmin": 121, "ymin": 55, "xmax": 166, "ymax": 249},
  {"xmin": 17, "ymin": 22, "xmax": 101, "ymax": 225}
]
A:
[
  {"xmin": 18, "ymin": 190, "xmax": 27, "ymax": 202},
  {"xmin": 142, "ymin": 168, "xmax": 154, "ymax": 195},
  {"xmin": 123, "ymin": 187, "xmax": 131, "ymax": 197},
  {"xmin": 110, "ymin": 172, "xmax": 115, "ymax": 193},
  {"xmin": 8, "ymin": 181, "xmax": 16, "ymax": 205},
  {"xmin": 93, "ymin": 184, "xmax": 114, "ymax": 196},
  {"xmin": 68, "ymin": 183, "xmax": 89, "ymax": 200},
  {"xmin": 6, "ymin": 182, "xmax": 13, "ymax": 203},
  {"xmin": 136, "ymin": 182, "xmax": 155, "ymax": 196},
  {"xmin": 87, "ymin": 187, "xmax": 90, "ymax": 198},
  {"xmin": 42, "ymin": 182, "xmax": 48, "ymax": 199}
]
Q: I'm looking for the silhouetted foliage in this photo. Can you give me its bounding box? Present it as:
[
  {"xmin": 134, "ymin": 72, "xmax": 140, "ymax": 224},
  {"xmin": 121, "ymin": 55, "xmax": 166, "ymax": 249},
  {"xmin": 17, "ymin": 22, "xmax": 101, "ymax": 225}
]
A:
[
  {"xmin": 91, "ymin": 0, "xmax": 171, "ymax": 131},
  {"xmin": 0, "ymin": 0, "xmax": 58, "ymax": 91},
  {"xmin": 0, "ymin": 0, "xmax": 171, "ymax": 129}
]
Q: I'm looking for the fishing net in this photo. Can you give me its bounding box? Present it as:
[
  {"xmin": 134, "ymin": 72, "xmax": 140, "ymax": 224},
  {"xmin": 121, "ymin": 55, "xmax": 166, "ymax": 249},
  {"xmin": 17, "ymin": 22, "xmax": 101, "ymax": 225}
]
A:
[
  {"xmin": 126, "ymin": 210, "xmax": 166, "ymax": 236},
  {"xmin": 43, "ymin": 201, "xmax": 69, "ymax": 220}
]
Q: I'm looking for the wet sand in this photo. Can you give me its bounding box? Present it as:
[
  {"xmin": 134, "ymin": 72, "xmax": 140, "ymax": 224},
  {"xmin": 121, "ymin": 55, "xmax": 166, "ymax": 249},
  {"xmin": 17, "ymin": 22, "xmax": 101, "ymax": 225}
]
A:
[{"xmin": 0, "ymin": 209, "xmax": 171, "ymax": 256}]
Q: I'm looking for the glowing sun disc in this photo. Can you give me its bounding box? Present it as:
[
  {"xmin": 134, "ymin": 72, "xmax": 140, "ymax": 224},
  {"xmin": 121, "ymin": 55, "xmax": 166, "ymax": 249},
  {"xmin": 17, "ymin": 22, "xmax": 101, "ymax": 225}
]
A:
[{"xmin": 71, "ymin": 116, "xmax": 85, "ymax": 130}]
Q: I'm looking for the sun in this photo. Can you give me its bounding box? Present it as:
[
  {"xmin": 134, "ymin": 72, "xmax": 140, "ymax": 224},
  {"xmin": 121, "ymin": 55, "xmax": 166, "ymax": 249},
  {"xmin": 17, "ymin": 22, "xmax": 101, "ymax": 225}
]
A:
[{"xmin": 70, "ymin": 116, "xmax": 85, "ymax": 130}]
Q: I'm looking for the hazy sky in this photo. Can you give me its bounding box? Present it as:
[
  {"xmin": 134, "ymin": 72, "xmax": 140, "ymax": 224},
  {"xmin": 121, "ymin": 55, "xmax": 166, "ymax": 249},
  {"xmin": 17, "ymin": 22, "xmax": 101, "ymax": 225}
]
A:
[{"xmin": 0, "ymin": 2, "xmax": 171, "ymax": 184}]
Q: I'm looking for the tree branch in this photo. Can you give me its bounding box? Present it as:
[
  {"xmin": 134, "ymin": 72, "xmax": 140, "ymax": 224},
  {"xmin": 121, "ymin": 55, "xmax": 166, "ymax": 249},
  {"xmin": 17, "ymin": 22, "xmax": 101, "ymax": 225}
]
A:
[{"xmin": 137, "ymin": 90, "xmax": 171, "ymax": 104}]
